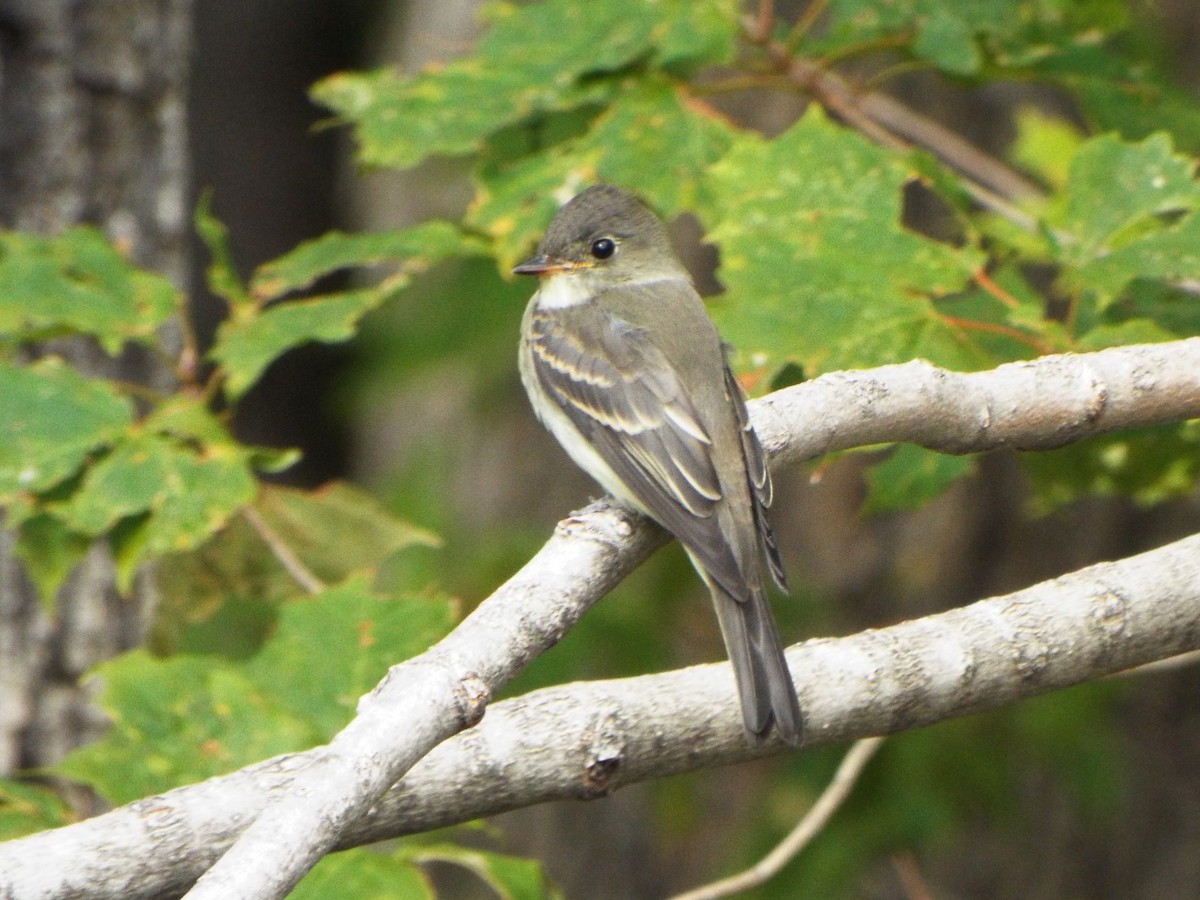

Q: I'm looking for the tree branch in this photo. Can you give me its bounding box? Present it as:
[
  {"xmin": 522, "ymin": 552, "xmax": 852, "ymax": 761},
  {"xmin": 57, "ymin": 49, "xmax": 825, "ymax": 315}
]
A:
[
  {"xmin": 3, "ymin": 339, "xmax": 1199, "ymax": 899},
  {"xmin": 747, "ymin": 22, "xmax": 1048, "ymax": 230},
  {"xmin": 754, "ymin": 338, "xmax": 1200, "ymax": 467},
  {"xmin": 6, "ymin": 527, "xmax": 1200, "ymax": 899}
]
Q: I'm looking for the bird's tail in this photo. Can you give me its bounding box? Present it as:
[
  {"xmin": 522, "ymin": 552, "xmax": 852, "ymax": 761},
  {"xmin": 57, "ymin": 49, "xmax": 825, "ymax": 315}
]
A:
[{"xmin": 711, "ymin": 583, "xmax": 803, "ymax": 745}]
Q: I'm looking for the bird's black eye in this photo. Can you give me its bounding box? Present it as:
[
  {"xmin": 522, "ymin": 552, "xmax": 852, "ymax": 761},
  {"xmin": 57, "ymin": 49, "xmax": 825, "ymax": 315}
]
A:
[{"xmin": 590, "ymin": 237, "xmax": 616, "ymax": 260}]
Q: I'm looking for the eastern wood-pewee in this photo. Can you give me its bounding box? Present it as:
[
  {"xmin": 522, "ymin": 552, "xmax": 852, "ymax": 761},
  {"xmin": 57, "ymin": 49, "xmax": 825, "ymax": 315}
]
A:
[{"xmin": 514, "ymin": 184, "xmax": 802, "ymax": 744}]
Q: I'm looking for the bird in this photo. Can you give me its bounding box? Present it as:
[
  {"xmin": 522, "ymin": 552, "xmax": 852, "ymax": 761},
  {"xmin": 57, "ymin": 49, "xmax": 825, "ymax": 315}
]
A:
[{"xmin": 513, "ymin": 184, "xmax": 802, "ymax": 744}]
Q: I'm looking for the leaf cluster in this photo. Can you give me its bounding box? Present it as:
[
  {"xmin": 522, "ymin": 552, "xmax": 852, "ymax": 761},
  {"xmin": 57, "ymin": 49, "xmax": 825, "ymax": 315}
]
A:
[{"xmin": 315, "ymin": 0, "xmax": 1200, "ymax": 510}]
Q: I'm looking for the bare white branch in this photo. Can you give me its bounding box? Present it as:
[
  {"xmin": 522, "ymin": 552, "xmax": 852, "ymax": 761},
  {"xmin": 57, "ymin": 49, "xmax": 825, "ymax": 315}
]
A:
[
  {"xmin": 6, "ymin": 526, "xmax": 1200, "ymax": 898},
  {"xmin": 753, "ymin": 337, "xmax": 1200, "ymax": 466},
  {"xmin": 183, "ymin": 503, "xmax": 665, "ymax": 900},
  {"xmin": 2, "ymin": 339, "xmax": 1199, "ymax": 900}
]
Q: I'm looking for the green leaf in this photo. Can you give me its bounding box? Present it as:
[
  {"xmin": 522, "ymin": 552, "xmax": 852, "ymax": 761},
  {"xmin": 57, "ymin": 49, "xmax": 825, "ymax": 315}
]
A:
[
  {"xmin": 12, "ymin": 514, "xmax": 93, "ymax": 610},
  {"xmin": 155, "ymin": 484, "xmax": 444, "ymax": 655},
  {"xmin": 1010, "ymin": 106, "xmax": 1085, "ymax": 190},
  {"xmin": 584, "ymin": 80, "xmax": 736, "ymax": 216},
  {"xmin": 1043, "ymin": 132, "xmax": 1200, "ymax": 335},
  {"xmin": 407, "ymin": 844, "xmax": 561, "ymax": 900},
  {"xmin": 1079, "ymin": 212, "xmax": 1200, "ymax": 302},
  {"xmin": 293, "ymin": 849, "xmax": 434, "ymax": 900},
  {"xmin": 210, "ymin": 289, "xmax": 385, "ymax": 400},
  {"xmin": 253, "ymin": 482, "xmax": 441, "ymax": 584},
  {"xmin": 244, "ymin": 576, "xmax": 457, "ymax": 738},
  {"xmin": 56, "ymin": 652, "xmax": 315, "ymax": 804},
  {"xmin": 153, "ymin": 517, "xmax": 294, "ymax": 657},
  {"xmin": 250, "ymin": 222, "xmax": 489, "ymax": 300},
  {"xmin": 913, "ymin": 13, "xmax": 981, "ymax": 75},
  {"xmin": 1026, "ymin": 44, "xmax": 1200, "ymax": 154},
  {"xmin": 703, "ymin": 107, "xmax": 985, "ymax": 376},
  {"xmin": 54, "ymin": 434, "xmax": 255, "ymax": 545},
  {"xmin": 0, "ymin": 228, "xmax": 178, "ymax": 354},
  {"xmin": 246, "ymin": 445, "xmax": 303, "ymax": 475},
  {"xmin": 195, "ymin": 192, "xmax": 251, "ymax": 308},
  {"xmin": 863, "ymin": 445, "xmax": 977, "ymax": 514},
  {"xmin": 43, "ymin": 431, "xmax": 257, "ymax": 593},
  {"xmin": 143, "ymin": 395, "xmax": 238, "ymax": 446},
  {"xmin": 1101, "ymin": 280, "xmax": 1200, "ymax": 339},
  {"xmin": 150, "ymin": 482, "xmax": 441, "ymax": 657},
  {"xmin": 812, "ymin": 0, "xmax": 1112, "ymax": 75},
  {"xmin": 1074, "ymin": 319, "xmax": 1180, "ymax": 351},
  {"xmin": 933, "ymin": 266, "xmax": 1067, "ymax": 359},
  {"xmin": 312, "ymin": 0, "xmax": 738, "ymax": 171},
  {"xmin": 118, "ymin": 444, "xmax": 255, "ymax": 574},
  {"xmin": 0, "ymin": 359, "xmax": 133, "ymax": 498},
  {"xmin": 1022, "ymin": 423, "xmax": 1200, "ymax": 513},
  {"xmin": 56, "ymin": 577, "xmax": 458, "ymax": 803},
  {"xmin": 1053, "ymin": 132, "xmax": 1199, "ymax": 269},
  {"xmin": 0, "ymin": 779, "xmax": 72, "ymax": 841}
]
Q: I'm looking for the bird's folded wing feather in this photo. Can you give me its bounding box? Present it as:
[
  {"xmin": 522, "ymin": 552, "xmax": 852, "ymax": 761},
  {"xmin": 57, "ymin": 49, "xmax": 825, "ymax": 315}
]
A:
[
  {"xmin": 722, "ymin": 361, "xmax": 788, "ymax": 594},
  {"xmin": 526, "ymin": 301, "xmax": 752, "ymax": 599}
]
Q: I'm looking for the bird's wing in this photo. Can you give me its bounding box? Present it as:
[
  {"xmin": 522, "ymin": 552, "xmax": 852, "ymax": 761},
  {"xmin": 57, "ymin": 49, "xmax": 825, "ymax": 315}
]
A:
[
  {"xmin": 525, "ymin": 295, "xmax": 752, "ymax": 599},
  {"xmin": 722, "ymin": 358, "xmax": 788, "ymax": 594}
]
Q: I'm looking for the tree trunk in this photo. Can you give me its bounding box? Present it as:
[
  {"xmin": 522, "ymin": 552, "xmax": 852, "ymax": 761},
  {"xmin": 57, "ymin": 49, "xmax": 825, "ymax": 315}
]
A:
[{"xmin": 0, "ymin": 0, "xmax": 192, "ymax": 774}]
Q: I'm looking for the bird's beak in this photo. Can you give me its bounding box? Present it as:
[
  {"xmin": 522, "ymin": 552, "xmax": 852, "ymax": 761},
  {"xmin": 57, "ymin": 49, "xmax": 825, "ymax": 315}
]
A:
[{"xmin": 512, "ymin": 254, "xmax": 587, "ymax": 277}]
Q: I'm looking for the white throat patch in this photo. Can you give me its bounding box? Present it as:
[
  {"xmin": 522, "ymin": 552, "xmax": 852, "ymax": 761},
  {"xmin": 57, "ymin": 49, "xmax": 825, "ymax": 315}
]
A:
[{"xmin": 534, "ymin": 272, "xmax": 594, "ymax": 310}]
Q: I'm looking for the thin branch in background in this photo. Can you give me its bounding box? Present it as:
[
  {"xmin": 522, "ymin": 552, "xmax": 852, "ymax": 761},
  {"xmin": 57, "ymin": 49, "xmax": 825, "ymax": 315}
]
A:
[
  {"xmin": 854, "ymin": 84, "xmax": 1045, "ymax": 202},
  {"xmin": 753, "ymin": 0, "xmax": 774, "ymax": 43},
  {"xmin": 784, "ymin": 0, "xmax": 829, "ymax": 54},
  {"xmin": 743, "ymin": 14, "xmax": 1053, "ymax": 236},
  {"xmin": 1112, "ymin": 648, "xmax": 1200, "ymax": 679},
  {"xmin": 861, "ymin": 59, "xmax": 935, "ymax": 92},
  {"xmin": 242, "ymin": 506, "xmax": 324, "ymax": 594},
  {"xmin": 814, "ymin": 34, "xmax": 914, "ymax": 70},
  {"xmin": 669, "ymin": 737, "xmax": 885, "ymax": 900},
  {"xmin": 892, "ymin": 851, "xmax": 936, "ymax": 900}
]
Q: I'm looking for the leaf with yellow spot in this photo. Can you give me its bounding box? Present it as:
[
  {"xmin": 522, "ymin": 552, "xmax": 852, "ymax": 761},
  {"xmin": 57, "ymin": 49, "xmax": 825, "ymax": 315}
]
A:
[
  {"xmin": 703, "ymin": 107, "xmax": 986, "ymax": 376},
  {"xmin": 312, "ymin": 0, "xmax": 738, "ymax": 170}
]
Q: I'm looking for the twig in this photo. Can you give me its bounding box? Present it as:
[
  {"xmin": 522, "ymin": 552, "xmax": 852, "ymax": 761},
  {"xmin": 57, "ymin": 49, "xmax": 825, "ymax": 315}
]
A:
[
  {"xmin": 242, "ymin": 506, "xmax": 324, "ymax": 594},
  {"xmin": 1113, "ymin": 647, "xmax": 1200, "ymax": 679},
  {"xmin": 753, "ymin": 0, "xmax": 774, "ymax": 44},
  {"xmin": 670, "ymin": 737, "xmax": 885, "ymax": 900},
  {"xmin": 790, "ymin": 55, "xmax": 1045, "ymax": 230},
  {"xmin": 784, "ymin": 0, "xmax": 829, "ymax": 55},
  {"xmin": 892, "ymin": 852, "xmax": 936, "ymax": 900},
  {"xmin": 744, "ymin": 16, "xmax": 1050, "ymax": 233}
]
